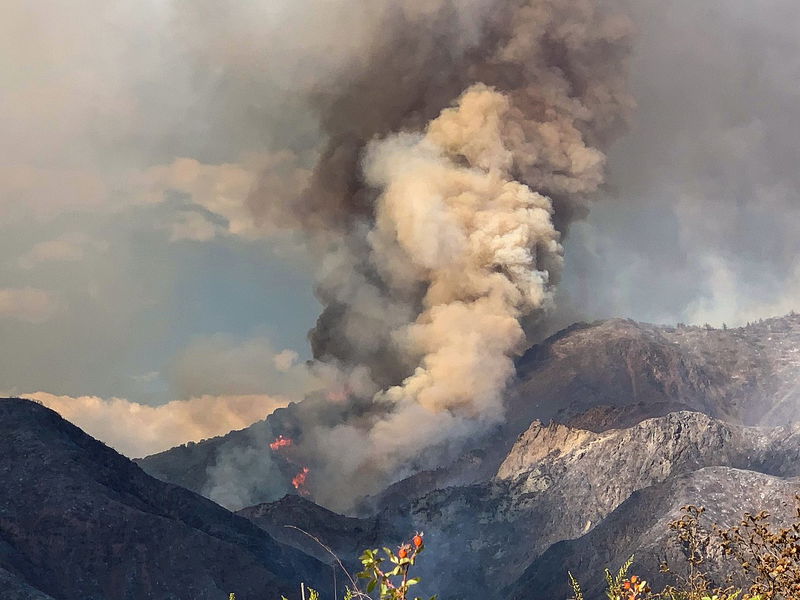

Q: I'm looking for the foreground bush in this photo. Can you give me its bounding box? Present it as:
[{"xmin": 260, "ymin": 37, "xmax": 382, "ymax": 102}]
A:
[
  {"xmin": 232, "ymin": 532, "xmax": 436, "ymax": 600},
  {"xmin": 355, "ymin": 532, "xmax": 435, "ymax": 600},
  {"xmin": 570, "ymin": 498, "xmax": 800, "ymax": 600}
]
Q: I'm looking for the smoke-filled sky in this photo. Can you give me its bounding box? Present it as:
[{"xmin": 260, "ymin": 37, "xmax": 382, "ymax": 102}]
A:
[{"xmin": 2, "ymin": 0, "xmax": 799, "ymax": 458}]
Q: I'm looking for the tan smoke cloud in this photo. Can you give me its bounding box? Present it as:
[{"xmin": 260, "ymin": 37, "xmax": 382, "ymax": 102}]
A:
[
  {"xmin": 228, "ymin": 0, "xmax": 636, "ymax": 509},
  {"xmin": 28, "ymin": 391, "xmax": 290, "ymax": 458},
  {"xmin": 167, "ymin": 335, "xmax": 318, "ymax": 400},
  {"xmin": 367, "ymin": 85, "xmax": 562, "ymax": 421},
  {"xmin": 16, "ymin": 233, "xmax": 108, "ymax": 269},
  {"xmin": 0, "ymin": 166, "xmax": 109, "ymax": 223}
]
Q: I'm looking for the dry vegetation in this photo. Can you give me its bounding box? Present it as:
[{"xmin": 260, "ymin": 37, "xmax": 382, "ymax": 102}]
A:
[{"xmin": 571, "ymin": 498, "xmax": 800, "ymax": 600}]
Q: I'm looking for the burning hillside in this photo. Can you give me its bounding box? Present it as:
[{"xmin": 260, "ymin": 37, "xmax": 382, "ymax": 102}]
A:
[
  {"xmin": 269, "ymin": 434, "xmax": 312, "ymax": 498},
  {"xmin": 269, "ymin": 435, "xmax": 293, "ymax": 451}
]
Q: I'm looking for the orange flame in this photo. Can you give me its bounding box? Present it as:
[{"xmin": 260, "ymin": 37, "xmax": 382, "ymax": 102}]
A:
[
  {"xmin": 269, "ymin": 435, "xmax": 293, "ymax": 451},
  {"xmin": 292, "ymin": 467, "xmax": 310, "ymax": 496},
  {"xmin": 269, "ymin": 435, "xmax": 311, "ymax": 497}
]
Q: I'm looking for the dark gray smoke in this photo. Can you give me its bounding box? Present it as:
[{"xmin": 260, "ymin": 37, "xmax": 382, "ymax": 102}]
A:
[
  {"xmin": 250, "ymin": 1, "xmax": 633, "ymax": 385},
  {"xmin": 239, "ymin": 0, "xmax": 634, "ymax": 509}
]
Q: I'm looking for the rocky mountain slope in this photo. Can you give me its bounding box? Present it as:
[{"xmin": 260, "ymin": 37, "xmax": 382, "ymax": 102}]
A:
[
  {"xmin": 234, "ymin": 411, "xmax": 800, "ymax": 600},
  {"xmin": 509, "ymin": 467, "xmax": 800, "ymax": 600},
  {"xmin": 377, "ymin": 412, "xmax": 800, "ymax": 600},
  {"xmin": 137, "ymin": 315, "xmax": 800, "ymax": 511},
  {"xmin": 237, "ymin": 494, "xmax": 396, "ymax": 566},
  {"xmin": 509, "ymin": 314, "xmax": 800, "ymax": 430},
  {"xmin": 15, "ymin": 400, "xmax": 790, "ymax": 599},
  {"xmin": 0, "ymin": 398, "xmax": 327, "ymax": 600}
]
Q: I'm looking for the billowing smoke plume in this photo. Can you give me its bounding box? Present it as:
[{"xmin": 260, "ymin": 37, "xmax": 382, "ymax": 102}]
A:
[
  {"xmin": 365, "ymin": 87, "xmax": 563, "ymax": 422},
  {"xmin": 238, "ymin": 0, "xmax": 634, "ymax": 509}
]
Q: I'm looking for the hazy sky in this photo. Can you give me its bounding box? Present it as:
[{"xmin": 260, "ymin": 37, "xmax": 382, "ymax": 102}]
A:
[
  {"xmin": 563, "ymin": 0, "xmax": 800, "ymax": 329},
  {"xmin": 2, "ymin": 0, "xmax": 798, "ymax": 455}
]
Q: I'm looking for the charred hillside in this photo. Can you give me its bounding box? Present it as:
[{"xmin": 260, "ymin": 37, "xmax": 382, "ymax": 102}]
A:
[
  {"xmin": 510, "ymin": 314, "xmax": 800, "ymax": 430},
  {"xmin": 508, "ymin": 467, "xmax": 800, "ymax": 600},
  {"xmin": 378, "ymin": 412, "xmax": 800, "ymax": 600}
]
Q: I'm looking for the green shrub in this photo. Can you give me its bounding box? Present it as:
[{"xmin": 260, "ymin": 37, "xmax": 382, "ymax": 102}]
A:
[
  {"xmin": 355, "ymin": 532, "xmax": 435, "ymax": 600},
  {"xmin": 233, "ymin": 532, "xmax": 436, "ymax": 600}
]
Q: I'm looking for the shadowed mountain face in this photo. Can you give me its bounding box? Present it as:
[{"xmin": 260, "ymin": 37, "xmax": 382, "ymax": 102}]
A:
[
  {"xmin": 236, "ymin": 495, "xmax": 395, "ymax": 566},
  {"xmin": 0, "ymin": 567, "xmax": 56, "ymax": 600},
  {"xmin": 0, "ymin": 398, "xmax": 326, "ymax": 600},
  {"xmin": 509, "ymin": 315, "xmax": 800, "ymax": 430}
]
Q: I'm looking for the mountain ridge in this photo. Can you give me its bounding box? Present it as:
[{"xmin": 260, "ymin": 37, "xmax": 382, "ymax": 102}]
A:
[
  {"xmin": 0, "ymin": 398, "xmax": 328, "ymax": 600},
  {"xmin": 137, "ymin": 314, "xmax": 800, "ymax": 512}
]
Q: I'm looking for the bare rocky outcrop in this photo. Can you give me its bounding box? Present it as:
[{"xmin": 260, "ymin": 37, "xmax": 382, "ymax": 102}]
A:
[
  {"xmin": 495, "ymin": 421, "xmax": 600, "ymax": 479},
  {"xmin": 496, "ymin": 411, "xmax": 780, "ymax": 483}
]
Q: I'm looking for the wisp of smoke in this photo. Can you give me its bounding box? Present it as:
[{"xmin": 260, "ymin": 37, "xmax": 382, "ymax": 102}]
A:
[{"xmin": 229, "ymin": 0, "xmax": 634, "ymax": 510}]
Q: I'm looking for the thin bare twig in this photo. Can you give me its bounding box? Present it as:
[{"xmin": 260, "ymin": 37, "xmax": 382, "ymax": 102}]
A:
[{"xmin": 283, "ymin": 525, "xmax": 371, "ymax": 599}]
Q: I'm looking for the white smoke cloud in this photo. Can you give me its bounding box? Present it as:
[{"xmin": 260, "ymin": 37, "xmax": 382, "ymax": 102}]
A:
[
  {"xmin": 167, "ymin": 334, "xmax": 319, "ymax": 400},
  {"xmin": 562, "ymin": 0, "xmax": 800, "ymax": 328},
  {"xmin": 0, "ymin": 288, "xmax": 59, "ymax": 323},
  {"xmin": 27, "ymin": 391, "xmax": 290, "ymax": 458},
  {"xmin": 686, "ymin": 257, "xmax": 800, "ymax": 328}
]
